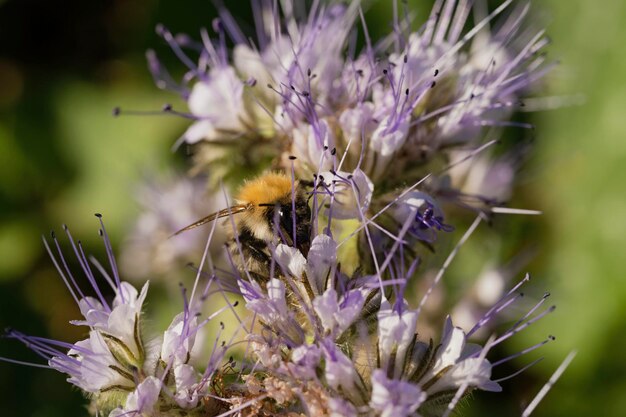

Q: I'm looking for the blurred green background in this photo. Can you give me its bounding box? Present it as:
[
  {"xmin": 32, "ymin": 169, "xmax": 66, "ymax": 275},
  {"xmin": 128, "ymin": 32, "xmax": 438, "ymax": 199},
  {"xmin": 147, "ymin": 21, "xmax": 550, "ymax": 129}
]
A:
[{"xmin": 0, "ymin": 0, "xmax": 624, "ymax": 416}]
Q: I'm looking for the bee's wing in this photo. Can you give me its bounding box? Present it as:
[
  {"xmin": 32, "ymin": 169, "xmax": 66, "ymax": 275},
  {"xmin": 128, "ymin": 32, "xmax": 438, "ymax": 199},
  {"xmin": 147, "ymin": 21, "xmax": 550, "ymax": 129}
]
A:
[{"xmin": 170, "ymin": 204, "xmax": 249, "ymax": 237}]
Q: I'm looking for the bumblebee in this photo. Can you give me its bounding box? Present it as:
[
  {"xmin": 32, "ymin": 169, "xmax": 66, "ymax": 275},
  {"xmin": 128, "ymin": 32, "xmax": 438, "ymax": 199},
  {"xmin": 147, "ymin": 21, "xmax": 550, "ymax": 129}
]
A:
[{"xmin": 172, "ymin": 172, "xmax": 311, "ymax": 279}]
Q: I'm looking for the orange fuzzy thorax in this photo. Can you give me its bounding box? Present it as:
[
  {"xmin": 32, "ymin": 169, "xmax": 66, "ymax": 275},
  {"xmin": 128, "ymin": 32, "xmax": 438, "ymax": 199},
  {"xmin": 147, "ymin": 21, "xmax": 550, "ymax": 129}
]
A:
[
  {"xmin": 235, "ymin": 173, "xmax": 297, "ymax": 241},
  {"xmin": 236, "ymin": 173, "xmax": 294, "ymax": 207}
]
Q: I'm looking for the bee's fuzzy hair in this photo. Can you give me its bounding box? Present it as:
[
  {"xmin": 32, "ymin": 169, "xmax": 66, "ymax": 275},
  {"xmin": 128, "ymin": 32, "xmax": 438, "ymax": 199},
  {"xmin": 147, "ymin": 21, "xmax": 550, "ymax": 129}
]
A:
[
  {"xmin": 236, "ymin": 172, "xmax": 295, "ymax": 207},
  {"xmin": 234, "ymin": 172, "xmax": 301, "ymax": 242}
]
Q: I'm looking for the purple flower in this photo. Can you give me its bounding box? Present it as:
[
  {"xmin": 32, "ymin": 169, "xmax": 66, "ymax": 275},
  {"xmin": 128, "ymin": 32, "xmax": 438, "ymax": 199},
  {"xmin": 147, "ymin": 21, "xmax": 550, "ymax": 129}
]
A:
[
  {"xmin": 377, "ymin": 297, "xmax": 419, "ymax": 378},
  {"xmin": 109, "ymin": 376, "xmax": 162, "ymax": 417},
  {"xmin": 150, "ymin": 0, "xmax": 549, "ymax": 194},
  {"xmin": 418, "ymin": 316, "xmax": 502, "ymax": 394},
  {"xmin": 4, "ymin": 220, "xmax": 150, "ymax": 396},
  {"xmin": 370, "ymin": 369, "xmax": 426, "ymax": 417}
]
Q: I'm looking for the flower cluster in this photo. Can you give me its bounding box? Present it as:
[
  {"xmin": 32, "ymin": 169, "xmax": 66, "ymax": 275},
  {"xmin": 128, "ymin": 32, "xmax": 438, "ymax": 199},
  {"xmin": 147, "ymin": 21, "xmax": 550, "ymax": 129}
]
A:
[
  {"xmin": 5, "ymin": 217, "xmax": 235, "ymax": 416},
  {"xmin": 3, "ymin": 1, "xmax": 568, "ymax": 416},
  {"xmin": 3, "ymin": 213, "xmax": 554, "ymax": 416},
  {"xmin": 149, "ymin": 0, "xmax": 547, "ymax": 202}
]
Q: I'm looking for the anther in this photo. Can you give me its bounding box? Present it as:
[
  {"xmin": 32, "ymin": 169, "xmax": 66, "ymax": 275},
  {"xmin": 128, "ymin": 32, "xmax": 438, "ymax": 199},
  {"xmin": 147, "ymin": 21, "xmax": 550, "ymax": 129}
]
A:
[
  {"xmin": 50, "ymin": 230, "xmax": 56, "ymax": 239},
  {"xmin": 112, "ymin": 107, "xmax": 121, "ymax": 117},
  {"xmin": 330, "ymin": 148, "xmax": 336, "ymax": 155},
  {"xmin": 155, "ymin": 24, "xmax": 166, "ymax": 36},
  {"xmin": 94, "ymin": 213, "xmax": 102, "ymax": 218},
  {"xmin": 233, "ymin": 301, "xmax": 239, "ymax": 307},
  {"xmin": 98, "ymin": 230, "xmax": 103, "ymax": 236},
  {"xmin": 383, "ymin": 69, "xmax": 388, "ymax": 75},
  {"xmin": 434, "ymin": 69, "xmax": 439, "ymax": 77},
  {"xmin": 212, "ymin": 18, "xmax": 223, "ymax": 32},
  {"xmin": 430, "ymin": 81, "xmax": 436, "ymax": 88},
  {"xmin": 162, "ymin": 103, "xmax": 172, "ymax": 112},
  {"xmin": 288, "ymin": 155, "xmax": 297, "ymax": 160},
  {"xmin": 405, "ymin": 88, "xmax": 409, "ymax": 96}
]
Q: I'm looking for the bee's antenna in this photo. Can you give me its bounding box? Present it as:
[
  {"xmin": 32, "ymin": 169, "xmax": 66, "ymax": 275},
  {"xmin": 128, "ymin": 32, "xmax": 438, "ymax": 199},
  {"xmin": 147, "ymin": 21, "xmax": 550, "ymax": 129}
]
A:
[
  {"xmin": 169, "ymin": 204, "xmax": 249, "ymax": 238},
  {"xmin": 112, "ymin": 104, "xmax": 197, "ymax": 119}
]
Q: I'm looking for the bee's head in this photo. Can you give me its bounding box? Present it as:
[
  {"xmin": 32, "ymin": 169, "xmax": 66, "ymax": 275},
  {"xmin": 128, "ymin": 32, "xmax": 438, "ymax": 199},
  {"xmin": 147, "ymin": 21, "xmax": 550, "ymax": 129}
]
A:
[{"xmin": 237, "ymin": 172, "xmax": 311, "ymax": 255}]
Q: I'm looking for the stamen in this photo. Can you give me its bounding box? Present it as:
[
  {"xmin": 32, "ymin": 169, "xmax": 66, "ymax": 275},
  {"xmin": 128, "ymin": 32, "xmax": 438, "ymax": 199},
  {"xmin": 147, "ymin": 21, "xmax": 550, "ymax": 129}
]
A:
[
  {"xmin": 63, "ymin": 225, "xmax": 111, "ymax": 312},
  {"xmin": 493, "ymin": 357, "xmax": 544, "ymax": 384},
  {"xmin": 94, "ymin": 214, "xmax": 123, "ymax": 300},
  {"xmin": 492, "ymin": 335, "xmax": 555, "ymax": 367},
  {"xmin": 521, "ymin": 351, "xmax": 577, "ymax": 417},
  {"xmin": 416, "ymin": 215, "xmax": 482, "ymax": 318}
]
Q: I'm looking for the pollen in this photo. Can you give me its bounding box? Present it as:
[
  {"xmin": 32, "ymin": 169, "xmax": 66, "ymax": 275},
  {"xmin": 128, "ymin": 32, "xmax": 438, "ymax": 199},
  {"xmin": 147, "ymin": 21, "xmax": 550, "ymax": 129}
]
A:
[{"xmin": 236, "ymin": 172, "xmax": 294, "ymax": 207}]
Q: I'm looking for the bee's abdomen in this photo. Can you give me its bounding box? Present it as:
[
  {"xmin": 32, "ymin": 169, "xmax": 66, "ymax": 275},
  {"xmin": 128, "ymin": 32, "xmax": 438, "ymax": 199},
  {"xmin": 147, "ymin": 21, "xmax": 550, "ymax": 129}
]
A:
[{"xmin": 228, "ymin": 225, "xmax": 272, "ymax": 280}]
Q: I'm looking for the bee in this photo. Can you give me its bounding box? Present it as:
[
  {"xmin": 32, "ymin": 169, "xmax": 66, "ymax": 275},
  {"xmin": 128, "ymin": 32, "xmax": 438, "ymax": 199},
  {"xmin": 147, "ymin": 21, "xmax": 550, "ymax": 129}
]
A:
[{"xmin": 172, "ymin": 172, "xmax": 311, "ymax": 279}]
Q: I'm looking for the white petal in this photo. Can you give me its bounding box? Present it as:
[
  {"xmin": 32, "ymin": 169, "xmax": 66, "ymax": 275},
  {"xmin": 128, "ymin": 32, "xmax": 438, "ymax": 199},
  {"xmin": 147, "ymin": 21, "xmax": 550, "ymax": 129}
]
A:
[
  {"xmin": 125, "ymin": 376, "xmax": 161, "ymax": 413},
  {"xmin": 329, "ymin": 397, "xmax": 358, "ymax": 417},
  {"xmin": 370, "ymin": 116, "xmax": 409, "ymax": 157},
  {"xmin": 377, "ymin": 298, "xmax": 418, "ymax": 377},
  {"xmin": 161, "ymin": 313, "xmax": 197, "ymax": 366},
  {"xmin": 275, "ymin": 244, "xmax": 306, "ymax": 278},
  {"xmin": 427, "ymin": 358, "xmax": 501, "ymax": 394},
  {"xmin": 370, "ymin": 369, "xmax": 426, "ymax": 417},
  {"xmin": 319, "ymin": 169, "xmax": 374, "ymax": 220},
  {"xmin": 182, "ymin": 120, "xmax": 217, "ymax": 144},
  {"xmin": 107, "ymin": 304, "xmax": 137, "ymax": 349},
  {"xmin": 174, "ymin": 367, "xmax": 204, "ymax": 409},
  {"xmin": 113, "ymin": 282, "xmax": 139, "ymax": 308},
  {"xmin": 431, "ymin": 316, "xmax": 466, "ymax": 374},
  {"xmin": 323, "ymin": 343, "xmax": 357, "ymax": 391},
  {"xmin": 335, "ymin": 290, "xmax": 365, "ymax": 333},
  {"xmin": 306, "ymin": 234, "xmax": 336, "ymax": 294},
  {"xmin": 292, "ymin": 120, "xmax": 335, "ymax": 173},
  {"xmin": 313, "ymin": 289, "xmax": 340, "ymax": 333},
  {"xmin": 266, "ymin": 278, "xmax": 288, "ymax": 317}
]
